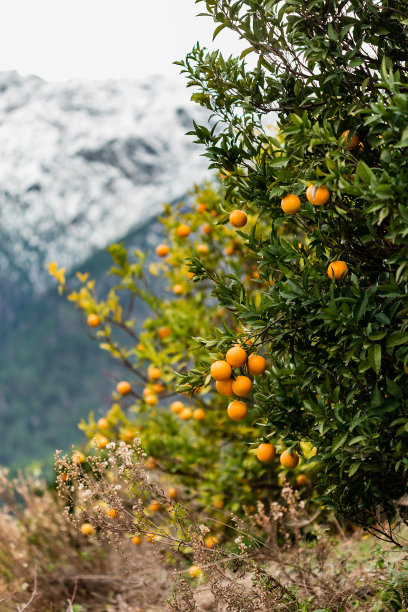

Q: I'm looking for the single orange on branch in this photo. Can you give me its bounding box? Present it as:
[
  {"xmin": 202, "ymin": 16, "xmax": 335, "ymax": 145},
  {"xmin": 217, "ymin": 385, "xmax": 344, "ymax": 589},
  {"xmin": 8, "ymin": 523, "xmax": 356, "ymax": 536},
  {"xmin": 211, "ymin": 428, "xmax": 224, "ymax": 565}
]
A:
[
  {"xmin": 170, "ymin": 400, "xmax": 184, "ymax": 413},
  {"xmin": 281, "ymin": 194, "xmax": 301, "ymax": 214},
  {"xmin": 227, "ymin": 400, "xmax": 248, "ymax": 421},
  {"xmin": 148, "ymin": 366, "xmax": 161, "ymax": 381},
  {"xmin": 211, "ymin": 360, "xmax": 232, "ymax": 381},
  {"xmin": 215, "ymin": 379, "xmax": 233, "ymax": 396},
  {"xmin": 87, "ymin": 313, "xmax": 100, "ymax": 328},
  {"xmin": 248, "ymin": 355, "xmax": 267, "ymax": 376},
  {"xmin": 226, "ymin": 345, "xmax": 247, "ymax": 368},
  {"xmin": 177, "ymin": 224, "xmax": 190, "ymax": 238},
  {"xmin": 193, "ymin": 408, "xmax": 206, "ymax": 421},
  {"xmin": 256, "ymin": 443, "xmax": 276, "ymax": 463},
  {"xmin": 280, "ymin": 450, "xmax": 299, "ymax": 469},
  {"xmin": 327, "ymin": 260, "xmax": 348, "ymax": 281},
  {"xmin": 117, "ymin": 381, "xmax": 131, "ymax": 395},
  {"xmin": 229, "ymin": 209, "xmax": 247, "ymax": 228},
  {"xmin": 156, "ymin": 244, "xmax": 170, "ymax": 257},
  {"xmin": 306, "ymin": 184, "xmax": 330, "ymax": 206},
  {"xmin": 231, "ymin": 375, "xmax": 252, "ymax": 397},
  {"xmin": 341, "ymin": 129, "xmax": 360, "ymax": 150}
]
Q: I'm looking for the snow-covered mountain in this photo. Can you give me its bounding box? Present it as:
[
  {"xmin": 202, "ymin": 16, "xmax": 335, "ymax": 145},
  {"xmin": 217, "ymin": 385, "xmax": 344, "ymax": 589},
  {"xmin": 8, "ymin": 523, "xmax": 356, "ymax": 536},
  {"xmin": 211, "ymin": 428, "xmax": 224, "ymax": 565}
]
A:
[{"xmin": 0, "ymin": 71, "xmax": 208, "ymax": 294}]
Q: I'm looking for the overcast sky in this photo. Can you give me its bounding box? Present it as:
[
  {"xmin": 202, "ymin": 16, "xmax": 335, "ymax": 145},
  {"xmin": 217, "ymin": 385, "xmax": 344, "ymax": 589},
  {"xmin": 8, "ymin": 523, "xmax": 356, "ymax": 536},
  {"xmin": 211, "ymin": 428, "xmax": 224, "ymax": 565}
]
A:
[{"xmin": 0, "ymin": 0, "xmax": 246, "ymax": 81}]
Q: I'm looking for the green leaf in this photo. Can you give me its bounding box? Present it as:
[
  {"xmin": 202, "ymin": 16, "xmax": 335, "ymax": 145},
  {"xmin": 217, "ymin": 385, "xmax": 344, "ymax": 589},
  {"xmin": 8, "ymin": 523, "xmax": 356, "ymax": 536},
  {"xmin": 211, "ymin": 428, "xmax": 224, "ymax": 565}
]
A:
[
  {"xmin": 368, "ymin": 344, "xmax": 381, "ymax": 374},
  {"xmin": 349, "ymin": 462, "xmax": 360, "ymax": 477},
  {"xmin": 387, "ymin": 332, "xmax": 408, "ymax": 350},
  {"xmin": 332, "ymin": 433, "xmax": 348, "ymax": 453}
]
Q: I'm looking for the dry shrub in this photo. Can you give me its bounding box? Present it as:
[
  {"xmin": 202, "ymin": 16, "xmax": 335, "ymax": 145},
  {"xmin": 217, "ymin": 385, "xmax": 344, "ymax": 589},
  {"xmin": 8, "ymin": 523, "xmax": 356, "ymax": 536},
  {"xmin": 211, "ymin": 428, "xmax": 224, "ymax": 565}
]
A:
[{"xmin": 52, "ymin": 439, "xmax": 389, "ymax": 611}]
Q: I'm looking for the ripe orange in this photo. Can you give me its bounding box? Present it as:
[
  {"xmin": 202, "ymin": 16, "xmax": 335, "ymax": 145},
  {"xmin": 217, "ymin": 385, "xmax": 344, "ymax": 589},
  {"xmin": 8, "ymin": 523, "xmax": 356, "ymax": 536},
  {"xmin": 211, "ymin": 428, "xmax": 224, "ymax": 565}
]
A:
[
  {"xmin": 180, "ymin": 407, "xmax": 193, "ymax": 420},
  {"xmin": 60, "ymin": 472, "xmax": 69, "ymax": 482},
  {"xmin": 197, "ymin": 202, "xmax": 207, "ymax": 213},
  {"xmin": 72, "ymin": 451, "xmax": 85, "ymax": 465},
  {"xmin": 87, "ymin": 313, "xmax": 100, "ymax": 327},
  {"xmin": 177, "ymin": 224, "xmax": 190, "ymax": 238},
  {"xmin": 173, "ymin": 284, "xmax": 183, "ymax": 295},
  {"xmin": 226, "ymin": 345, "xmax": 247, "ymax": 368},
  {"xmin": 215, "ymin": 379, "xmax": 233, "ymax": 396},
  {"xmin": 197, "ymin": 244, "xmax": 209, "ymax": 255},
  {"xmin": 106, "ymin": 508, "xmax": 117, "ymax": 519},
  {"xmin": 306, "ymin": 184, "xmax": 330, "ymax": 206},
  {"xmin": 227, "ymin": 400, "xmax": 248, "ymax": 421},
  {"xmin": 231, "ymin": 376, "xmax": 252, "ymax": 397},
  {"xmin": 153, "ymin": 382, "xmax": 165, "ymax": 394},
  {"xmin": 148, "ymin": 366, "xmax": 161, "ymax": 381},
  {"xmin": 187, "ymin": 271, "xmax": 195, "ymax": 280},
  {"xmin": 131, "ymin": 535, "xmax": 142, "ymax": 545},
  {"xmin": 167, "ymin": 487, "xmax": 177, "ymax": 499},
  {"xmin": 170, "ymin": 400, "xmax": 184, "ymax": 414},
  {"xmin": 193, "ymin": 408, "xmax": 206, "ymax": 421},
  {"xmin": 281, "ymin": 194, "xmax": 301, "ymax": 214},
  {"xmin": 248, "ymin": 355, "xmax": 267, "ymax": 376},
  {"xmin": 205, "ymin": 535, "xmax": 219, "ymax": 548},
  {"xmin": 158, "ymin": 326, "xmax": 172, "ymax": 339},
  {"xmin": 188, "ymin": 565, "xmax": 202, "ymax": 578},
  {"xmin": 256, "ymin": 443, "xmax": 276, "ymax": 463},
  {"xmin": 327, "ymin": 260, "xmax": 348, "ymax": 280},
  {"xmin": 341, "ymin": 129, "xmax": 360, "ymax": 150},
  {"xmin": 156, "ymin": 244, "xmax": 170, "ymax": 257},
  {"xmin": 225, "ymin": 244, "xmax": 235, "ymax": 256},
  {"xmin": 296, "ymin": 474, "xmax": 308, "ymax": 486},
  {"xmin": 120, "ymin": 429, "xmax": 135, "ymax": 443},
  {"xmin": 229, "ymin": 209, "xmax": 247, "ymax": 228},
  {"xmin": 97, "ymin": 417, "xmax": 109, "ymax": 430},
  {"xmin": 202, "ymin": 224, "xmax": 213, "ymax": 235},
  {"xmin": 280, "ymin": 450, "xmax": 299, "ymax": 469},
  {"xmin": 148, "ymin": 500, "xmax": 161, "ymax": 512},
  {"xmin": 211, "ymin": 360, "xmax": 232, "ymax": 381},
  {"xmin": 146, "ymin": 456, "xmax": 156, "ymax": 469},
  {"xmin": 94, "ymin": 434, "xmax": 108, "ymax": 449},
  {"xmin": 145, "ymin": 394, "xmax": 158, "ymax": 406},
  {"xmin": 117, "ymin": 381, "xmax": 131, "ymax": 395},
  {"xmin": 80, "ymin": 523, "xmax": 95, "ymax": 536},
  {"xmin": 145, "ymin": 533, "xmax": 156, "ymax": 543}
]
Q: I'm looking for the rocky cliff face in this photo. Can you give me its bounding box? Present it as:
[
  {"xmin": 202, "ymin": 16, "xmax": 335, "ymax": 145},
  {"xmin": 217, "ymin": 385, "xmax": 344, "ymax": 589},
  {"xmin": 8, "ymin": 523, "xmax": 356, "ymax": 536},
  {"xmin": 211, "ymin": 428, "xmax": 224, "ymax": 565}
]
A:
[{"xmin": 0, "ymin": 71, "xmax": 207, "ymax": 297}]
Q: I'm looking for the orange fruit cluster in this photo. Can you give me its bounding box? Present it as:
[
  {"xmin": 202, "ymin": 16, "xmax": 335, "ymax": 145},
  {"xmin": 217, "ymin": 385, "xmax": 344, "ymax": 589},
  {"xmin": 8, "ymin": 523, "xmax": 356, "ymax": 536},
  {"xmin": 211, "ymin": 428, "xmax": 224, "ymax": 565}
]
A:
[{"xmin": 210, "ymin": 345, "xmax": 267, "ymax": 421}]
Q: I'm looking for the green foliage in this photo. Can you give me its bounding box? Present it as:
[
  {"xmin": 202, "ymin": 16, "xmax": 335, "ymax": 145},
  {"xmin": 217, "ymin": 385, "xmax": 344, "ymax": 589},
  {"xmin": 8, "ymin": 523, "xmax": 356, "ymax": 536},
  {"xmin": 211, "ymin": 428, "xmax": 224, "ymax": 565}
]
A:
[{"xmin": 177, "ymin": 0, "xmax": 408, "ymax": 533}]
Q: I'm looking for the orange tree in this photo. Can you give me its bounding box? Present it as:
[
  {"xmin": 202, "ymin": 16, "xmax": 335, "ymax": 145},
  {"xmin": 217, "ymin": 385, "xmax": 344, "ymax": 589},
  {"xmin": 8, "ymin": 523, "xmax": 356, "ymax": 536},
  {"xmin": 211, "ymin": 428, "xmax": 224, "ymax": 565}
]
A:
[
  {"xmin": 175, "ymin": 0, "xmax": 408, "ymax": 538},
  {"xmin": 48, "ymin": 183, "xmax": 312, "ymax": 519}
]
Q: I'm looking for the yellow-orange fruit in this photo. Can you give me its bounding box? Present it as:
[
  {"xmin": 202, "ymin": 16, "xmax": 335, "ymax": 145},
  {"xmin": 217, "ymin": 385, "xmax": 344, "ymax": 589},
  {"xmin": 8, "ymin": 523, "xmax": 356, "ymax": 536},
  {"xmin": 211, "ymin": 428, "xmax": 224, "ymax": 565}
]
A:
[
  {"xmin": 146, "ymin": 456, "xmax": 156, "ymax": 469},
  {"xmin": 120, "ymin": 429, "xmax": 135, "ymax": 443},
  {"xmin": 193, "ymin": 408, "xmax": 206, "ymax": 421},
  {"xmin": 280, "ymin": 450, "xmax": 299, "ymax": 469},
  {"xmin": 215, "ymin": 379, "xmax": 233, "ymax": 396},
  {"xmin": 341, "ymin": 129, "xmax": 360, "ymax": 150},
  {"xmin": 197, "ymin": 244, "xmax": 209, "ymax": 255},
  {"xmin": 202, "ymin": 224, "xmax": 213, "ymax": 235},
  {"xmin": 227, "ymin": 400, "xmax": 248, "ymax": 421},
  {"xmin": 145, "ymin": 394, "xmax": 158, "ymax": 406},
  {"xmin": 226, "ymin": 345, "xmax": 247, "ymax": 368},
  {"xmin": 187, "ymin": 271, "xmax": 195, "ymax": 280},
  {"xmin": 148, "ymin": 500, "xmax": 161, "ymax": 512},
  {"xmin": 188, "ymin": 565, "xmax": 202, "ymax": 578},
  {"xmin": 158, "ymin": 326, "xmax": 172, "ymax": 339},
  {"xmin": 229, "ymin": 209, "xmax": 247, "ymax": 228},
  {"xmin": 213, "ymin": 498, "xmax": 224, "ymax": 509},
  {"xmin": 327, "ymin": 260, "xmax": 348, "ymax": 280},
  {"xmin": 72, "ymin": 451, "xmax": 85, "ymax": 465},
  {"xmin": 306, "ymin": 184, "xmax": 330, "ymax": 206},
  {"xmin": 93, "ymin": 434, "xmax": 108, "ymax": 449},
  {"xmin": 132, "ymin": 535, "xmax": 142, "ymax": 545},
  {"xmin": 256, "ymin": 443, "xmax": 276, "ymax": 463},
  {"xmin": 177, "ymin": 224, "xmax": 190, "ymax": 238},
  {"xmin": 153, "ymin": 382, "xmax": 165, "ymax": 394},
  {"xmin": 97, "ymin": 417, "xmax": 109, "ymax": 430},
  {"xmin": 87, "ymin": 313, "xmax": 100, "ymax": 328},
  {"xmin": 180, "ymin": 407, "xmax": 193, "ymax": 420},
  {"xmin": 148, "ymin": 366, "xmax": 161, "ymax": 381},
  {"xmin": 205, "ymin": 535, "xmax": 219, "ymax": 548},
  {"xmin": 167, "ymin": 487, "xmax": 177, "ymax": 499},
  {"xmin": 106, "ymin": 508, "xmax": 117, "ymax": 518},
  {"xmin": 145, "ymin": 533, "xmax": 156, "ymax": 543},
  {"xmin": 197, "ymin": 202, "xmax": 207, "ymax": 213},
  {"xmin": 156, "ymin": 244, "xmax": 170, "ymax": 257},
  {"xmin": 211, "ymin": 360, "xmax": 232, "ymax": 381},
  {"xmin": 80, "ymin": 523, "xmax": 95, "ymax": 536},
  {"xmin": 170, "ymin": 400, "xmax": 184, "ymax": 414},
  {"xmin": 231, "ymin": 376, "xmax": 252, "ymax": 397},
  {"xmin": 173, "ymin": 284, "xmax": 183, "ymax": 295},
  {"xmin": 225, "ymin": 244, "xmax": 235, "ymax": 256},
  {"xmin": 117, "ymin": 381, "xmax": 131, "ymax": 395},
  {"xmin": 296, "ymin": 474, "xmax": 308, "ymax": 486},
  {"xmin": 281, "ymin": 194, "xmax": 301, "ymax": 214},
  {"xmin": 248, "ymin": 355, "xmax": 267, "ymax": 376}
]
